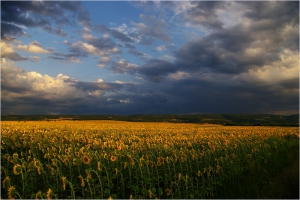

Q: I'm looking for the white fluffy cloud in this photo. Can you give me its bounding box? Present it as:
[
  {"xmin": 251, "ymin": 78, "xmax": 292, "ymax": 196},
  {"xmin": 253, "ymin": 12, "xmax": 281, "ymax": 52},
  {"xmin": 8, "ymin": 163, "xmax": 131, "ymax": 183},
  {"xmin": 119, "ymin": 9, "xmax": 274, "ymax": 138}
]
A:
[
  {"xmin": 17, "ymin": 40, "xmax": 51, "ymax": 54},
  {"xmin": 1, "ymin": 60, "xmax": 85, "ymax": 101}
]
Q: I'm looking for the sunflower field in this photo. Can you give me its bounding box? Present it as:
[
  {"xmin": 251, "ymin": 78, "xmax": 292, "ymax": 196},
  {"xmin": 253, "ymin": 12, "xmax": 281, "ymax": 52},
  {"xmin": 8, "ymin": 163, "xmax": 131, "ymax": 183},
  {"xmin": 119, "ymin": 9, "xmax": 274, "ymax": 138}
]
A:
[{"xmin": 1, "ymin": 120, "xmax": 299, "ymax": 199}]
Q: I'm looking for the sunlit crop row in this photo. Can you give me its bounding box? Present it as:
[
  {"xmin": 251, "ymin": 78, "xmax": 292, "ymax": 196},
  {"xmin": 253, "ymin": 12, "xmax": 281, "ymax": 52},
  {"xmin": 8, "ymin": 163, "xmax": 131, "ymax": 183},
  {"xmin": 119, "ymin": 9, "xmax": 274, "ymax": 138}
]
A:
[{"xmin": 1, "ymin": 120, "xmax": 299, "ymax": 199}]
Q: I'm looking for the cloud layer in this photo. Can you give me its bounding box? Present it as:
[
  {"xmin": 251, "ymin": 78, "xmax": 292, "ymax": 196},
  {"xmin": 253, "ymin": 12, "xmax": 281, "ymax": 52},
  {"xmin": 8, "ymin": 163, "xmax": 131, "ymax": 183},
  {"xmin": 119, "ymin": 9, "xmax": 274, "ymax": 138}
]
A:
[{"xmin": 1, "ymin": 1, "xmax": 299, "ymax": 115}]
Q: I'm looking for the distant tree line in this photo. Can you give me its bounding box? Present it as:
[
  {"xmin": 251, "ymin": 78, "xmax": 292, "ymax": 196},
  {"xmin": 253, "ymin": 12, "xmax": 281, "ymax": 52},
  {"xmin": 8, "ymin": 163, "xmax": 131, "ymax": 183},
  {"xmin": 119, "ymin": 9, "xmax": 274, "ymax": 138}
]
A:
[{"xmin": 1, "ymin": 114, "xmax": 299, "ymax": 126}]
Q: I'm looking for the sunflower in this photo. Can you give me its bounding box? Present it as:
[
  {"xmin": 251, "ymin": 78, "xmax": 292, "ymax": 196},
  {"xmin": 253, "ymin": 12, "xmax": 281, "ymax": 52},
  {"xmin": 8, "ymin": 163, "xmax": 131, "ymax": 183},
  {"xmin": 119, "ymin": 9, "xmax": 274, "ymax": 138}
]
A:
[
  {"xmin": 74, "ymin": 151, "xmax": 80, "ymax": 157},
  {"xmin": 7, "ymin": 186, "xmax": 16, "ymax": 199},
  {"xmin": 78, "ymin": 175, "xmax": 85, "ymax": 187},
  {"xmin": 117, "ymin": 145, "xmax": 122, "ymax": 151},
  {"xmin": 110, "ymin": 155, "xmax": 117, "ymax": 162},
  {"xmin": 79, "ymin": 147, "xmax": 85, "ymax": 154},
  {"xmin": 13, "ymin": 164, "xmax": 22, "ymax": 175},
  {"xmin": 178, "ymin": 173, "xmax": 182, "ymax": 181},
  {"xmin": 33, "ymin": 159, "xmax": 42, "ymax": 168},
  {"xmin": 85, "ymin": 170, "xmax": 91, "ymax": 183},
  {"xmin": 51, "ymin": 159, "xmax": 57, "ymax": 167},
  {"xmin": 46, "ymin": 188, "xmax": 53, "ymax": 200},
  {"xmin": 61, "ymin": 176, "xmax": 67, "ymax": 190},
  {"xmin": 2, "ymin": 176, "xmax": 10, "ymax": 189},
  {"xmin": 123, "ymin": 161, "xmax": 128, "ymax": 169},
  {"xmin": 35, "ymin": 191, "xmax": 42, "ymax": 200},
  {"xmin": 12, "ymin": 153, "xmax": 18, "ymax": 159},
  {"xmin": 36, "ymin": 167, "xmax": 42, "ymax": 175},
  {"xmin": 82, "ymin": 154, "xmax": 91, "ymax": 164},
  {"xmin": 157, "ymin": 156, "xmax": 164, "ymax": 166},
  {"xmin": 165, "ymin": 188, "xmax": 171, "ymax": 196},
  {"xmin": 97, "ymin": 161, "xmax": 102, "ymax": 171},
  {"xmin": 197, "ymin": 170, "xmax": 201, "ymax": 177},
  {"xmin": 148, "ymin": 189, "xmax": 153, "ymax": 198}
]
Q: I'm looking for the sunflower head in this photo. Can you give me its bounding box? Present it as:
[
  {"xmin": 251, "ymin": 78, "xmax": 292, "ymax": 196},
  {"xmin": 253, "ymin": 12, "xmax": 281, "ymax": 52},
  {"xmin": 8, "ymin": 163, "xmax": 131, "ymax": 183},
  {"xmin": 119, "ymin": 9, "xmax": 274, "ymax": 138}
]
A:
[
  {"xmin": 2, "ymin": 176, "xmax": 10, "ymax": 189},
  {"xmin": 165, "ymin": 188, "xmax": 171, "ymax": 196},
  {"xmin": 82, "ymin": 154, "xmax": 91, "ymax": 165},
  {"xmin": 110, "ymin": 155, "xmax": 117, "ymax": 162},
  {"xmin": 61, "ymin": 176, "xmax": 67, "ymax": 190},
  {"xmin": 197, "ymin": 170, "xmax": 201, "ymax": 177},
  {"xmin": 34, "ymin": 160, "xmax": 42, "ymax": 168},
  {"xmin": 85, "ymin": 170, "xmax": 92, "ymax": 182},
  {"xmin": 117, "ymin": 145, "xmax": 122, "ymax": 151},
  {"xmin": 78, "ymin": 175, "xmax": 85, "ymax": 187},
  {"xmin": 7, "ymin": 186, "xmax": 16, "ymax": 200},
  {"xmin": 12, "ymin": 153, "xmax": 18, "ymax": 159},
  {"xmin": 157, "ymin": 156, "xmax": 164, "ymax": 166},
  {"xmin": 46, "ymin": 188, "xmax": 53, "ymax": 200},
  {"xmin": 13, "ymin": 164, "xmax": 22, "ymax": 175},
  {"xmin": 178, "ymin": 173, "xmax": 182, "ymax": 181},
  {"xmin": 74, "ymin": 151, "xmax": 80, "ymax": 157},
  {"xmin": 35, "ymin": 191, "xmax": 42, "ymax": 200},
  {"xmin": 148, "ymin": 189, "xmax": 153, "ymax": 198},
  {"xmin": 97, "ymin": 161, "xmax": 102, "ymax": 171}
]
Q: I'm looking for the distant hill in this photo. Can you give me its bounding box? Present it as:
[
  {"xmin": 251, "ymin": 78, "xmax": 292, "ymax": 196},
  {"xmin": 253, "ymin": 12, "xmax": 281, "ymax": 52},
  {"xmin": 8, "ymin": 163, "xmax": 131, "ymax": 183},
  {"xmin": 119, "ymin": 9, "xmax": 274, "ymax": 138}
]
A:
[{"xmin": 1, "ymin": 114, "xmax": 299, "ymax": 126}]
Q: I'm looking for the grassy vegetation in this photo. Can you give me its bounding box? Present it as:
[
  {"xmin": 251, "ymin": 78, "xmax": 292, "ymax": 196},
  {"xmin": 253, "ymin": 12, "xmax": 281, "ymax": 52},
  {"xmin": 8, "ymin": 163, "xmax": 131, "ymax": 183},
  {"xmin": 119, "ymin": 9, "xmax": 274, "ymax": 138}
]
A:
[{"xmin": 214, "ymin": 140, "xmax": 299, "ymax": 199}]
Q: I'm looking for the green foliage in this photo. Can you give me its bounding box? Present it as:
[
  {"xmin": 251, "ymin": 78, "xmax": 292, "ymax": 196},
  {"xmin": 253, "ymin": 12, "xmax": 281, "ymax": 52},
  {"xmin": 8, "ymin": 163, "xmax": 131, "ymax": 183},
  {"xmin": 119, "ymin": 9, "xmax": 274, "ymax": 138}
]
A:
[{"xmin": 1, "ymin": 113, "xmax": 299, "ymax": 126}]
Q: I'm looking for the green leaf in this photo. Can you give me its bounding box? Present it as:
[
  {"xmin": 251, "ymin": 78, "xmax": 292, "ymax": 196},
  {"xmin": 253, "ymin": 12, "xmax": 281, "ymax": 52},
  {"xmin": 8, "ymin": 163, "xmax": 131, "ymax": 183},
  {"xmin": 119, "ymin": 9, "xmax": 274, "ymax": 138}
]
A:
[
  {"xmin": 142, "ymin": 188, "xmax": 147, "ymax": 195},
  {"xmin": 104, "ymin": 188, "xmax": 110, "ymax": 195},
  {"xmin": 151, "ymin": 187, "xmax": 156, "ymax": 193},
  {"xmin": 158, "ymin": 188, "xmax": 163, "ymax": 196}
]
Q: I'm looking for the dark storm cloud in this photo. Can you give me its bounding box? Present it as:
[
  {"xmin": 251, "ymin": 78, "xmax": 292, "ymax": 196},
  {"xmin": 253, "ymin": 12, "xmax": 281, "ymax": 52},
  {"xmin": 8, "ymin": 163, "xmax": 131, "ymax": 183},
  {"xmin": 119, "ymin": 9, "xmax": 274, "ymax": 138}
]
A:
[
  {"xmin": 110, "ymin": 60, "xmax": 138, "ymax": 74},
  {"xmin": 78, "ymin": 9, "xmax": 92, "ymax": 28},
  {"xmin": 1, "ymin": 23, "xmax": 28, "ymax": 37},
  {"xmin": 89, "ymin": 37, "xmax": 117, "ymax": 51},
  {"xmin": 68, "ymin": 47, "xmax": 89, "ymax": 58},
  {"xmin": 110, "ymin": 29, "xmax": 133, "ymax": 43},
  {"xmin": 133, "ymin": 14, "xmax": 172, "ymax": 42},
  {"xmin": 1, "ymin": 1, "xmax": 84, "ymax": 36},
  {"xmin": 2, "ymin": 52, "xmax": 28, "ymax": 62},
  {"xmin": 278, "ymin": 78, "xmax": 299, "ymax": 89},
  {"xmin": 156, "ymin": 77, "xmax": 299, "ymax": 114},
  {"xmin": 136, "ymin": 1, "xmax": 299, "ymax": 80},
  {"xmin": 42, "ymin": 25, "xmax": 67, "ymax": 37},
  {"xmin": 49, "ymin": 50, "xmax": 88, "ymax": 62},
  {"xmin": 242, "ymin": 1, "xmax": 299, "ymax": 25},
  {"xmin": 138, "ymin": 59, "xmax": 177, "ymax": 82},
  {"xmin": 94, "ymin": 24, "xmax": 110, "ymax": 33},
  {"xmin": 128, "ymin": 49, "xmax": 147, "ymax": 59},
  {"xmin": 117, "ymin": 1, "xmax": 298, "ymax": 115},
  {"xmin": 72, "ymin": 81, "xmax": 123, "ymax": 92},
  {"xmin": 184, "ymin": 1, "xmax": 226, "ymax": 30}
]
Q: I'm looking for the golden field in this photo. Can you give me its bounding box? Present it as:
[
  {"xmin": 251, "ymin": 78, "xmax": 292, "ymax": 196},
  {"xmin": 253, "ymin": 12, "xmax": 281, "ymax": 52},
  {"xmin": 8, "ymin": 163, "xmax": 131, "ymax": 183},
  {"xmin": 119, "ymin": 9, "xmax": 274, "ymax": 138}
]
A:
[{"xmin": 1, "ymin": 120, "xmax": 299, "ymax": 199}]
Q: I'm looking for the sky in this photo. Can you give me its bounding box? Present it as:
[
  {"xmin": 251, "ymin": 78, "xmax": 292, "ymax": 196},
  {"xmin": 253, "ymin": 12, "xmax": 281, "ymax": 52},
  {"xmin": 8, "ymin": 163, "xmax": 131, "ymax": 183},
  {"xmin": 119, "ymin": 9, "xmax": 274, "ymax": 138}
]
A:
[{"xmin": 1, "ymin": 1, "xmax": 299, "ymax": 115}]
